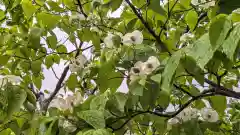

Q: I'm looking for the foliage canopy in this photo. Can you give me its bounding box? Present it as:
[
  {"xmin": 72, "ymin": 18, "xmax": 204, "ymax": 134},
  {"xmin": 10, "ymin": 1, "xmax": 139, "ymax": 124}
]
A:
[{"xmin": 0, "ymin": 0, "xmax": 240, "ymax": 135}]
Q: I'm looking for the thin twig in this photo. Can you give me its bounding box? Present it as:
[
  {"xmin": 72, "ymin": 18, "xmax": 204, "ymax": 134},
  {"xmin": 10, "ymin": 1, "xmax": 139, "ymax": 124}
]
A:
[{"xmin": 124, "ymin": 0, "xmax": 170, "ymax": 54}]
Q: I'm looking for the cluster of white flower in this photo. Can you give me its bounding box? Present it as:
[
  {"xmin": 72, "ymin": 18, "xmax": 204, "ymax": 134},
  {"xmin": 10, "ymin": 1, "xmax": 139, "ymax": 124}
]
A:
[
  {"xmin": 104, "ymin": 30, "xmax": 143, "ymax": 47},
  {"xmin": 0, "ymin": 75, "xmax": 22, "ymax": 86},
  {"xmin": 129, "ymin": 56, "xmax": 160, "ymax": 83},
  {"xmin": 168, "ymin": 107, "xmax": 219, "ymax": 125},
  {"xmin": 191, "ymin": 0, "xmax": 215, "ymax": 9},
  {"xmin": 69, "ymin": 13, "xmax": 86, "ymax": 24},
  {"xmin": 49, "ymin": 91, "xmax": 83, "ymax": 112},
  {"xmin": 69, "ymin": 55, "xmax": 87, "ymax": 73}
]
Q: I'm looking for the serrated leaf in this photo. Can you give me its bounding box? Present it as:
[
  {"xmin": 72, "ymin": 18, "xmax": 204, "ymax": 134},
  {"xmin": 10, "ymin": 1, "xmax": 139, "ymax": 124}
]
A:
[
  {"xmin": 7, "ymin": 87, "xmax": 27, "ymax": 118},
  {"xmin": 78, "ymin": 110, "xmax": 105, "ymax": 129},
  {"xmin": 67, "ymin": 74, "xmax": 78, "ymax": 91},
  {"xmin": 90, "ymin": 94, "xmax": 108, "ymax": 110},
  {"xmin": 186, "ymin": 33, "xmax": 213, "ymax": 69},
  {"xmin": 209, "ymin": 14, "xmax": 232, "ymax": 49},
  {"xmin": 222, "ymin": 24, "xmax": 240, "ymax": 60},
  {"xmin": 149, "ymin": 0, "xmax": 167, "ymax": 17},
  {"xmin": 47, "ymin": 35, "xmax": 57, "ymax": 49},
  {"xmin": 185, "ymin": 10, "xmax": 198, "ymax": 31},
  {"xmin": 161, "ymin": 51, "xmax": 182, "ymax": 94},
  {"xmin": 209, "ymin": 96, "xmax": 227, "ymax": 115},
  {"xmin": 22, "ymin": 0, "xmax": 38, "ymax": 19}
]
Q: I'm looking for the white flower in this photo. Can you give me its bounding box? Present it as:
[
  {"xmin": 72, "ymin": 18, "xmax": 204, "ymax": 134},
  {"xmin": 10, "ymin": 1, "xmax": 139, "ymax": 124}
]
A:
[
  {"xmin": 180, "ymin": 33, "xmax": 195, "ymax": 42},
  {"xmin": 129, "ymin": 61, "xmax": 145, "ymax": 83},
  {"xmin": 104, "ymin": 33, "xmax": 115, "ymax": 48},
  {"xmin": 122, "ymin": 30, "xmax": 143, "ymax": 45},
  {"xmin": 233, "ymin": 86, "xmax": 240, "ymax": 92},
  {"xmin": 90, "ymin": 26, "xmax": 100, "ymax": 32},
  {"xmin": 200, "ymin": 108, "xmax": 219, "ymax": 122},
  {"xmin": 177, "ymin": 107, "xmax": 199, "ymax": 122},
  {"xmin": 69, "ymin": 55, "xmax": 87, "ymax": 73},
  {"xmin": 76, "ymin": 55, "xmax": 87, "ymax": 65},
  {"xmin": 73, "ymin": 91, "xmax": 83, "ymax": 106},
  {"xmin": 191, "ymin": 0, "xmax": 215, "ymax": 9},
  {"xmin": 0, "ymin": 75, "xmax": 22, "ymax": 86},
  {"xmin": 62, "ymin": 120, "xmax": 77, "ymax": 133},
  {"xmin": 142, "ymin": 56, "xmax": 160, "ymax": 75},
  {"xmin": 233, "ymin": 9, "xmax": 240, "ymax": 14},
  {"xmin": 168, "ymin": 118, "xmax": 180, "ymax": 125},
  {"xmin": 49, "ymin": 97, "xmax": 71, "ymax": 111},
  {"xmin": 69, "ymin": 13, "xmax": 86, "ymax": 24}
]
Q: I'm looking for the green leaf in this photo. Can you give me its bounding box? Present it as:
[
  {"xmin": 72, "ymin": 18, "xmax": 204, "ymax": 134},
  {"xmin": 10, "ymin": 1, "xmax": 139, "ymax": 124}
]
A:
[
  {"xmin": 150, "ymin": 74, "xmax": 162, "ymax": 84},
  {"xmin": 67, "ymin": 74, "xmax": 78, "ymax": 91},
  {"xmin": 110, "ymin": 0, "xmax": 123, "ymax": 12},
  {"xmin": 186, "ymin": 33, "xmax": 213, "ymax": 69},
  {"xmin": 31, "ymin": 60, "xmax": 42, "ymax": 73},
  {"xmin": 7, "ymin": 87, "xmax": 27, "ymax": 118},
  {"xmin": 47, "ymin": 35, "xmax": 57, "ymax": 49},
  {"xmin": 30, "ymin": 27, "xmax": 42, "ymax": 37},
  {"xmin": 209, "ymin": 96, "xmax": 227, "ymax": 115},
  {"xmin": 161, "ymin": 51, "xmax": 182, "ymax": 94},
  {"xmin": 26, "ymin": 89, "xmax": 37, "ymax": 106},
  {"xmin": 78, "ymin": 110, "xmax": 105, "ymax": 129},
  {"xmin": 149, "ymin": 0, "xmax": 167, "ymax": 17},
  {"xmin": 185, "ymin": 10, "xmax": 198, "ymax": 31},
  {"xmin": 37, "ymin": 12, "xmax": 61, "ymax": 29},
  {"xmin": 90, "ymin": 94, "xmax": 108, "ymax": 110},
  {"xmin": 82, "ymin": 129, "xmax": 112, "ymax": 135},
  {"xmin": 0, "ymin": 9, "xmax": 5, "ymax": 20},
  {"xmin": 45, "ymin": 55, "xmax": 54, "ymax": 69},
  {"xmin": 179, "ymin": 0, "xmax": 191, "ymax": 8},
  {"xmin": 222, "ymin": 24, "xmax": 240, "ymax": 60},
  {"xmin": 56, "ymin": 45, "xmax": 67, "ymax": 54},
  {"xmin": 113, "ymin": 93, "xmax": 128, "ymax": 112},
  {"xmin": 209, "ymin": 14, "xmax": 232, "ymax": 49},
  {"xmin": 129, "ymin": 82, "xmax": 144, "ymax": 96},
  {"xmin": 132, "ymin": 0, "xmax": 145, "ymax": 8},
  {"xmin": 0, "ymin": 55, "xmax": 10, "ymax": 66},
  {"xmin": 22, "ymin": 0, "xmax": 38, "ymax": 19},
  {"xmin": 33, "ymin": 76, "xmax": 42, "ymax": 90},
  {"xmin": 11, "ymin": 0, "xmax": 22, "ymax": 9}
]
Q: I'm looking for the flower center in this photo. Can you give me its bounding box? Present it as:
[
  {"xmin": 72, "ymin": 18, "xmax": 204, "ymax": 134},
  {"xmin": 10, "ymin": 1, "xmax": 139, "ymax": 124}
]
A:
[
  {"xmin": 207, "ymin": 114, "xmax": 212, "ymax": 119},
  {"xmin": 76, "ymin": 60, "xmax": 80, "ymax": 65},
  {"xmin": 147, "ymin": 63, "xmax": 153, "ymax": 69},
  {"xmin": 130, "ymin": 36, "xmax": 136, "ymax": 42},
  {"xmin": 133, "ymin": 68, "xmax": 140, "ymax": 74}
]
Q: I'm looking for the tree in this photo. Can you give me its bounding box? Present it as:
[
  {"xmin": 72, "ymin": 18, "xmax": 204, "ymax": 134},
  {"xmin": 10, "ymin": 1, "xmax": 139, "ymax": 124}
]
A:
[{"xmin": 0, "ymin": 0, "xmax": 240, "ymax": 134}]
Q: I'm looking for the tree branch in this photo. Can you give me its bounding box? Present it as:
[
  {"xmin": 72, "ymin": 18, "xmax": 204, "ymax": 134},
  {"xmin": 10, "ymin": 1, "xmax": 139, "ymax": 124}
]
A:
[
  {"xmin": 76, "ymin": 0, "xmax": 87, "ymax": 18},
  {"xmin": 42, "ymin": 42, "xmax": 84, "ymax": 111},
  {"xmin": 173, "ymin": 84, "xmax": 195, "ymax": 97},
  {"xmin": 124, "ymin": 0, "xmax": 170, "ymax": 54}
]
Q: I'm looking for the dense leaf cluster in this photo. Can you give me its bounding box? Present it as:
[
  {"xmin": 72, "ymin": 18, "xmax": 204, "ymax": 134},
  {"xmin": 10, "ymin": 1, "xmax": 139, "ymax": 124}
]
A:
[{"xmin": 0, "ymin": 0, "xmax": 240, "ymax": 135}]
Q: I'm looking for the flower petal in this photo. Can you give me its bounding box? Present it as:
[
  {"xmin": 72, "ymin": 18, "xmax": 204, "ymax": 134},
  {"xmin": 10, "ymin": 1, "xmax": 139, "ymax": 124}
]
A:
[{"xmin": 132, "ymin": 30, "xmax": 143, "ymax": 44}]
